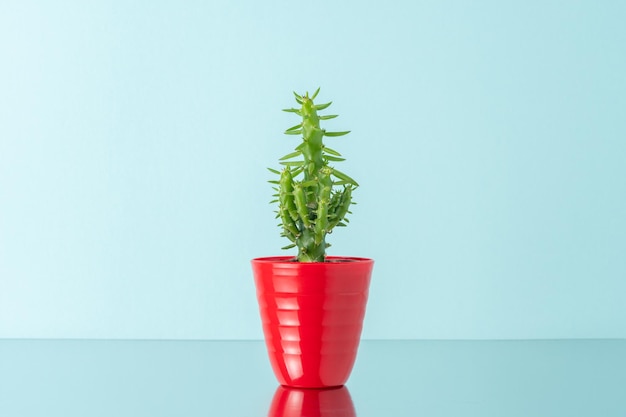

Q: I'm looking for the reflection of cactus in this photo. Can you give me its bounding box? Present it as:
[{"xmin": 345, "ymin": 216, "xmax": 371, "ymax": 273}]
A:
[{"xmin": 269, "ymin": 89, "xmax": 358, "ymax": 262}]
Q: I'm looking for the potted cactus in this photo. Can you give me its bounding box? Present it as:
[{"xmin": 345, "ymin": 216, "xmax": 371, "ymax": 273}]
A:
[{"xmin": 251, "ymin": 89, "xmax": 374, "ymax": 388}]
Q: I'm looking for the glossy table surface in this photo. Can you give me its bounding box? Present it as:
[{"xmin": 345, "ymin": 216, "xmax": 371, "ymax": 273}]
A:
[{"xmin": 1, "ymin": 339, "xmax": 624, "ymax": 416}]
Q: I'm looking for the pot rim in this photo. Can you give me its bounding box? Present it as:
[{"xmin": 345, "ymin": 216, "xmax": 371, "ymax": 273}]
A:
[{"xmin": 252, "ymin": 256, "xmax": 374, "ymax": 264}]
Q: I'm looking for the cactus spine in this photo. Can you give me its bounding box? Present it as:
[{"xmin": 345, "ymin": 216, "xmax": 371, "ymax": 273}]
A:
[{"xmin": 270, "ymin": 88, "xmax": 358, "ymax": 262}]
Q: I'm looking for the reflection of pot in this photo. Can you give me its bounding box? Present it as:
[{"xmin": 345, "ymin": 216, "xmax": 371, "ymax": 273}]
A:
[
  {"xmin": 252, "ymin": 256, "xmax": 374, "ymax": 388},
  {"xmin": 268, "ymin": 386, "xmax": 356, "ymax": 417}
]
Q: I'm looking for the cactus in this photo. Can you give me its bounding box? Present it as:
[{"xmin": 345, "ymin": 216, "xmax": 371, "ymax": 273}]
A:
[{"xmin": 269, "ymin": 88, "xmax": 358, "ymax": 262}]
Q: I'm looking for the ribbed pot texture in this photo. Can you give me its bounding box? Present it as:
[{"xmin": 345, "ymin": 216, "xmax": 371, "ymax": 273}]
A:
[{"xmin": 252, "ymin": 256, "xmax": 374, "ymax": 388}]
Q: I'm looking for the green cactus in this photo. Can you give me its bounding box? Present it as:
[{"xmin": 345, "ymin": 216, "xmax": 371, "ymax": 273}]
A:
[{"xmin": 269, "ymin": 88, "xmax": 358, "ymax": 262}]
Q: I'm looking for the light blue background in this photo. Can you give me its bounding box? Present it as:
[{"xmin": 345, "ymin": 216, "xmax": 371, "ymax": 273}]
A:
[{"xmin": 1, "ymin": 0, "xmax": 624, "ymax": 340}]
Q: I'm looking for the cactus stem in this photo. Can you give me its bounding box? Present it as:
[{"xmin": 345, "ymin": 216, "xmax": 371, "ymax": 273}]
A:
[{"xmin": 272, "ymin": 89, "xmax": 357, "ymax": 262}]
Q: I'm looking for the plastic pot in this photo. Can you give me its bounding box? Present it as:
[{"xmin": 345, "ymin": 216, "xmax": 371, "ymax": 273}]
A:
[{"xmin": 252, "ymin": 256, "xmax": 374, "ymax": 388}]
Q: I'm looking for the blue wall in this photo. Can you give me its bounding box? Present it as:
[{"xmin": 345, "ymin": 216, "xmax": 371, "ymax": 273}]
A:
[{"xmin": 1, "ymin": 0, "xmax": 625, "ymax": 339}]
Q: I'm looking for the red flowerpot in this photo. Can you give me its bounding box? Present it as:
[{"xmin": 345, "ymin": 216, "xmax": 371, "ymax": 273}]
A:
[
  {"xmin": 268, "ymin": 385, "xmax": 356, "ymax": 417},
  {"xmin": 252, "ymin": 256, "xmax": 374, "ymax": 388}
]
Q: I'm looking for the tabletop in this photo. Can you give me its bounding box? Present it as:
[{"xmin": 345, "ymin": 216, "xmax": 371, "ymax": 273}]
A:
[{"xmin": 1, "ymin": 339, "xmax": 624, "ymax": 416}]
